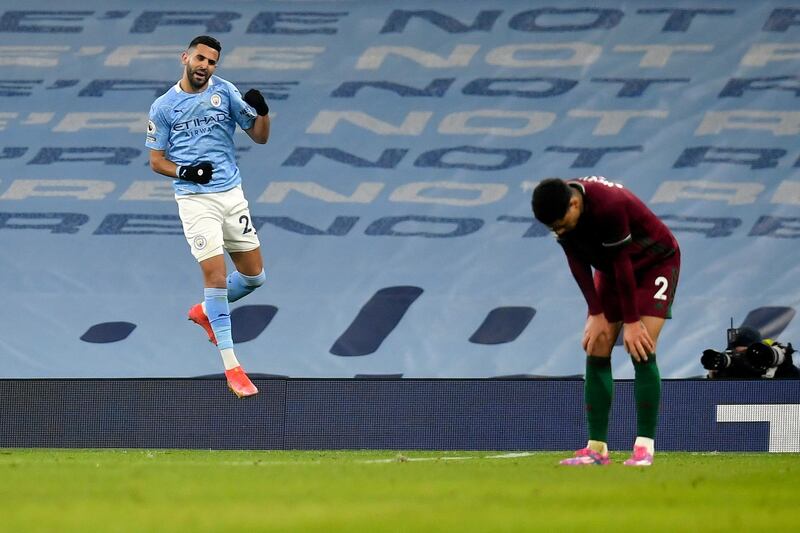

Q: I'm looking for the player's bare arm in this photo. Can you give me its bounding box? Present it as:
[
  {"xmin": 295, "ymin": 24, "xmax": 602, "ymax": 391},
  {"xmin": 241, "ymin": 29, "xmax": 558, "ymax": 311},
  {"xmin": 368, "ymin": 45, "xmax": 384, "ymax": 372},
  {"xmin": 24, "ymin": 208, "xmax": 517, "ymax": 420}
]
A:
[
  {"xmin": 149, "ymin": 149, "xmax": 178, "ymax": 178},
  {"xmin": 245, "ymin": 114, "xmax": 270, "ymax": 144}
]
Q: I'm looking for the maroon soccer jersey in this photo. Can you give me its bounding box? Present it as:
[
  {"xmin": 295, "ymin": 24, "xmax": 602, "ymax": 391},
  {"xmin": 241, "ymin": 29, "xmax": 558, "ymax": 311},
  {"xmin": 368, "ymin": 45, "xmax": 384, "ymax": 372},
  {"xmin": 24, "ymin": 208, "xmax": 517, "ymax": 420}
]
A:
[{"xmin": 556, "ymin": 176, "xmax": 679, "ymax": 323}]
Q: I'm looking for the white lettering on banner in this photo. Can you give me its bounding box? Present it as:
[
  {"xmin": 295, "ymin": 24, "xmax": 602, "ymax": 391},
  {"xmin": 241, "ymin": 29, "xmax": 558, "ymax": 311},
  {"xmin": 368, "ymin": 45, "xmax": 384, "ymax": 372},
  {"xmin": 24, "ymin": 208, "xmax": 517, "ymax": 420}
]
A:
[
  {"xmin": 651, "ymin": 181, "xmax": 764, "ymax": 205},
  {"xmin": 356, "ymin": 44, "xmax": 480, "ymax": 69},
  {"xmin": 307, "ymin": 111, "xmax": 433, "ymax": 135},
  {"xmin": 53, "ymin": 113, "xmax": 148, "ymax": 133},
  {"xmin": 0, "ymin": 180, "xmax": 115, "ymax": 201},
  {"xmin": 741, "ymin": 44, "xmax": 800, "ymax": 67},
  {"xmin": 771, "ymin": 181, "xmax": 800, "ymax": 205},
  {"xmin": 21, "ymin": 113, "xmax": 55, "ymax": 125},
  {"xmin": 104, "ymin": 46, "xmax": 182, "ymax": 66},
  {"xmin": 696, "ymin": 111, "xmax": 800, "ymax": 135},
  {"xmin": 3, "ymin": 180, "xmax": 797, "ymax": 206},
  {"xmin": 0, "ymin": 113, "xmax": 19, "ymax": 131},
  {"xmin": 438, "ymin": 110, "xmax": 555, "ymax": 136},
  {"xmin": 257, "ymin": 182, "xmax": 385, "ymax": 203},
  {"xmin": 613, "ymin": 44, "xmax": 713, "ymax": 67},
  {"xmin": 320, "ymin": 42, "xmax": 759, "ymax": 71},
  {"xmin": 119, "ymin": 181, "xmax": 174, "ymax": 201},
  {"xmin": 76, "ymin": 46, "xmax": 105, "ymax": 56},
  {"xmin": 568, "ymin": 109, "xmax": 668, "ymax": 135},
  {"xmin": 717, "ymin": 404, "xmax": 800, "ymax": 453},
  {"xmin": 390, "ymin": 182, "xmax": 508, "ymax": 207},
  {"xmin": 307, "ymin": 110, "xmax": 560, "ymax": 136},
  {"xmin": 224, "ymin": 47, "xmax": 325, "ymax": 70},
  {"xmin": 486, "ymin": 43, "xmax": 601, "ymax": 67},
  {"xmin": 0, "ymin": 46, "xmax": 69, "ymax": 67},
  {"xmin": 105, "ymin": 46, "xmax": 325, "ymax": 69}
]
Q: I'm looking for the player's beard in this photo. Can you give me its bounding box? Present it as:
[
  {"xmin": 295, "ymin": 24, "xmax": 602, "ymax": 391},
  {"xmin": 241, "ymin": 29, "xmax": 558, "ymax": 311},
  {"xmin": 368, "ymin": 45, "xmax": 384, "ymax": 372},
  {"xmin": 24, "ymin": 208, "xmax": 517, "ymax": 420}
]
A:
[{"xmin": 185, "ymin": 64, "xmax": 209, "ymax": 90}]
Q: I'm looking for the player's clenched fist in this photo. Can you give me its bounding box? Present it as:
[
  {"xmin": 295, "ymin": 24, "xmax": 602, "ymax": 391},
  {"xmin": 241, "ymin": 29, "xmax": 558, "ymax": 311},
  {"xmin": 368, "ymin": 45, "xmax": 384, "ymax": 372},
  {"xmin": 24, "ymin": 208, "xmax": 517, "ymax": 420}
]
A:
[
  {"xmin": 177, "ymin": 161, "xmax": 213, "ymax": 184},
  {"xmin": 244, "ymin": 89, "xmax": 269, "ymax": 116}
]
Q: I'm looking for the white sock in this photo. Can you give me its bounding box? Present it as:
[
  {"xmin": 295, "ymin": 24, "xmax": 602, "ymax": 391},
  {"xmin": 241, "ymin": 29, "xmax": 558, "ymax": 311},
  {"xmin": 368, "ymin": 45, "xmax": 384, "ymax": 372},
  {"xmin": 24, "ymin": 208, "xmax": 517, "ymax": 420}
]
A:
[
  {"xmin": 634, "ymin": 436, "xmax": 655, "ymax": 455},
  {"xmin": 220, "ymin": 348, "xmax": 240, "ymax": 370},
  {"xmin": 587, "ymin": 440, "xmax": 608, "ymax": 455}
]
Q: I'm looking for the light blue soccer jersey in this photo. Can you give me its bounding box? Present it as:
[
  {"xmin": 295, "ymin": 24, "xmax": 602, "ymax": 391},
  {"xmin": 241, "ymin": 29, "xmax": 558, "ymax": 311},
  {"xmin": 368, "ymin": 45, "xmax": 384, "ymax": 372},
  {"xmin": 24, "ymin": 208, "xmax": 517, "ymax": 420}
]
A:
[{"xmin": 146, "ymin": 75, "xmax": 257, "ymax": 195}]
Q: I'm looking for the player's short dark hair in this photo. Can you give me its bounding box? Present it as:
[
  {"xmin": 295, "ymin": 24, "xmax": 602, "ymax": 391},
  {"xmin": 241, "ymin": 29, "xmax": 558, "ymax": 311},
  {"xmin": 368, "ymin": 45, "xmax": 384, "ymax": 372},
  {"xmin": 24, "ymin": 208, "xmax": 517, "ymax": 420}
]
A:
[
  {"xmin": 188, "ymin": 35, "xmax": 222, "ymax": 55},
  {"xmin": 531, "ymin": 178, "xmax": 573, "ymax": 225}
]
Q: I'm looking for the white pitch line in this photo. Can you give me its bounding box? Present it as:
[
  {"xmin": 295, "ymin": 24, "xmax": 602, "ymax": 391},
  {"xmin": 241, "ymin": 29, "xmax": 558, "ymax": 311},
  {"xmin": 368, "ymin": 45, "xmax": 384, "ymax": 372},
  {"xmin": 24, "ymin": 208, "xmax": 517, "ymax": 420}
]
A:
[
  {"xmin": 0, "ymin": 452, "xmax": 539, "ymax": 468},
  {"xmin": 359, "ymin": 452, "xmax": 537, "ymax": 464}
]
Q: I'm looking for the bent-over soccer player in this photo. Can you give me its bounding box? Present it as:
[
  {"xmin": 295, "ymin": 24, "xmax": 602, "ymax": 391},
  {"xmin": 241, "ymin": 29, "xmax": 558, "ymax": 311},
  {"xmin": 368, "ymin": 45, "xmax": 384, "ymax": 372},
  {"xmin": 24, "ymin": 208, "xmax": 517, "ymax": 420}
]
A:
[
  {"xmin": 532, "ymin": 176, "xmax": 680, "ymax": 466},
  {"xmin": 145, "ymin": 35, "xmax": 271, "ymax": 398}
]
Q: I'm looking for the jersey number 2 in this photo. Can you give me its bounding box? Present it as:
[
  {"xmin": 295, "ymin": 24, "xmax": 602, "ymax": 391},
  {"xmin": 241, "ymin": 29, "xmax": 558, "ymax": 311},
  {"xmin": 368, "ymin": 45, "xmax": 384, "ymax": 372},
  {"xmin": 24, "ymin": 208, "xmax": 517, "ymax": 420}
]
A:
[
  {"xmin": 654, "ymin": 276, "xmax": 669, "ymax": 301},
  {"xmin": 239, "ymin": 215, "xmax": 254, "ymax": 235}
]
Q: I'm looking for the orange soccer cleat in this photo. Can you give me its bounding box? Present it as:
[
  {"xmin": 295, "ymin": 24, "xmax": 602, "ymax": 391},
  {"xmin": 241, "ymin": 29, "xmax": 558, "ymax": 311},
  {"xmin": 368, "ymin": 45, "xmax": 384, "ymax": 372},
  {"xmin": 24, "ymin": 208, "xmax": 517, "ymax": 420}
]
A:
[
  {"xmin": 188, "ymin": 303, "xmax": 217, "ymax": 345},
  {"xmin": 225, "ymin": 365, "xmax": 258, "ymax": 398}
]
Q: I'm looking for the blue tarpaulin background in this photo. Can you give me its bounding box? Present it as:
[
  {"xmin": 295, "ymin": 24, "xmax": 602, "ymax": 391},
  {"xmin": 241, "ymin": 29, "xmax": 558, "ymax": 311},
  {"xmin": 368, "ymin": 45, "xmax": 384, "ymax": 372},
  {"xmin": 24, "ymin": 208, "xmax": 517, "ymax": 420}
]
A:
[{"xmin": 0, "ymin": 1, "xmax": 798, "ymax": 378}]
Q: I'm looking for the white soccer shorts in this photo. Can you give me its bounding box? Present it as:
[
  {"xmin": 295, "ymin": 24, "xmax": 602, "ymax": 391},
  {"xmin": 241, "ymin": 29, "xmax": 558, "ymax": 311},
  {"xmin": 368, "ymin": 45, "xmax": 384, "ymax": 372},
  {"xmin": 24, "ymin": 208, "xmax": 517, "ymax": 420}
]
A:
[{"xmin": 175, "ymin": 186, "xmax": 261, "ymax": 262}]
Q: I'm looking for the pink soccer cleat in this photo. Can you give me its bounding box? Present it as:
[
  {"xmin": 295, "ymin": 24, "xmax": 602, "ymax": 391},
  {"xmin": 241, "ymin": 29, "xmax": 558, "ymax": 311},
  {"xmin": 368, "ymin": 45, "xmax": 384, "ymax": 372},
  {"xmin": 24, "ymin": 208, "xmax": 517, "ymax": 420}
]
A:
[
  {"xmin": 188, "ymin": 303, "xmax": 217, "ymax": 345},
  {"xmin": 225, "ymin": 365, "xmax": 258, "ymax": 398},
  {"xmin": 623, "ymin": 445, "xmax": 653, "ymax": 466},
  {"xmin": 559, "ymin": 447, "xmax": 610, "ymax": 466}
]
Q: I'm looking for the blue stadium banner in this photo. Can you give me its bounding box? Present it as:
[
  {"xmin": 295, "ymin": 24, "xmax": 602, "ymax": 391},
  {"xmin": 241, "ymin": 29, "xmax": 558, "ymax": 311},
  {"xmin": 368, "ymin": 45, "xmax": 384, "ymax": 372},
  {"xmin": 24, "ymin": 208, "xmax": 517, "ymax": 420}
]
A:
[{"xmin": 0, "ymin": 1, "xmax": 798, "ymax": 379}]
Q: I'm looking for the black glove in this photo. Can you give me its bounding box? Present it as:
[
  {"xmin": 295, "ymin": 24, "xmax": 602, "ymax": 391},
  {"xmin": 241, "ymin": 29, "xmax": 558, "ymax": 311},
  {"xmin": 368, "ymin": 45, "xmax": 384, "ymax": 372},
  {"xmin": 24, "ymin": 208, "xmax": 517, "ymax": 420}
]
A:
[
  {"xmin": 177, "ymin": 161, "xmax": 213, "ymax": 185},
  {"xmin": 243, "ymin": 89, "xmax": 269, "ymax": 116}
]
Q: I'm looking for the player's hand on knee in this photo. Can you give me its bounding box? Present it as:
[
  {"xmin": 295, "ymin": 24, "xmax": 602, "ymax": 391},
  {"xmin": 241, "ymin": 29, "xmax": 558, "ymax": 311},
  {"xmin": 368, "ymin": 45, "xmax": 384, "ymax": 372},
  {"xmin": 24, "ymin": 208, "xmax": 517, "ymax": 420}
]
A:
[
  {"xmin": 177, "ymin": 162, "xmax": 213, "ymax": 184},
  {"xmin": 244, "ymin": 89, "xmax": 269, "ymax": 116},
  {"xmin": 583, "ymin": 313, "xmax": 610, "ymax": 353},
  {"xmin": 623, "ymin": 321, "xmax": 654, "ymax": 361}
]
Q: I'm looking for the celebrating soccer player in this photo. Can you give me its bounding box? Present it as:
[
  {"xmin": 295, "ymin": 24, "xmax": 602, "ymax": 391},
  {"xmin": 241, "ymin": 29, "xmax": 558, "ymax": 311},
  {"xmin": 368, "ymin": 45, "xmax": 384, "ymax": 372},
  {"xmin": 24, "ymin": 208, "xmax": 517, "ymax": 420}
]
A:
[
  {"xmin": 145, "ymin": 35, "xmax": 271, "ymax": 398},
  {"xmin": 532, "ymin": 176, "xmax": 680, "ymax": 466}
]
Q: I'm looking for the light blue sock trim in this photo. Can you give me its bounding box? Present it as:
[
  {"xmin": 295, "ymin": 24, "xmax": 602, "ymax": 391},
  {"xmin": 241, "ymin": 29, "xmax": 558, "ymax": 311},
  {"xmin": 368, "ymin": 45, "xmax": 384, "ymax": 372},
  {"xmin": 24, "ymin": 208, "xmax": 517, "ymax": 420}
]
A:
[
  {"xmin": 204, "ymin": 287, "xmax": 233, "ymax": 349},
  {"xmin": 226, "ymin": 270, "xmax": 266, "ymax": 303}
]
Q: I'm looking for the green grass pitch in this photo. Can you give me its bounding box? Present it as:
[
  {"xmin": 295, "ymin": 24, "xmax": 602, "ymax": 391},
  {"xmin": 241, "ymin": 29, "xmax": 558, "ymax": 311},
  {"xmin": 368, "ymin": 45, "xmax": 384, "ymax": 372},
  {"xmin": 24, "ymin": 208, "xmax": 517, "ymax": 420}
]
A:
[{"xmin": 0, "ymin": 449, "xmax": 796, "ymax": 531}]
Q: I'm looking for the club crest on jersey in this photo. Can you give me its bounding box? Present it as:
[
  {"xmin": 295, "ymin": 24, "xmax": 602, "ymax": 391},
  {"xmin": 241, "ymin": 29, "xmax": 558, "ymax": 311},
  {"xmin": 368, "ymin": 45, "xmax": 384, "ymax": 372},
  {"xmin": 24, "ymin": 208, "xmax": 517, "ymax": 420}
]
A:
[
  {"xmin": 147, "ymin": 120, "xmax": 156, "ymax": 134},
  {"xmin": 193, "ymin": 235, "xmax": 207, "ymax": 250},
  {"xmin": 210, "ymin": 94, "xmax": 221, "ymax": 107}
]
